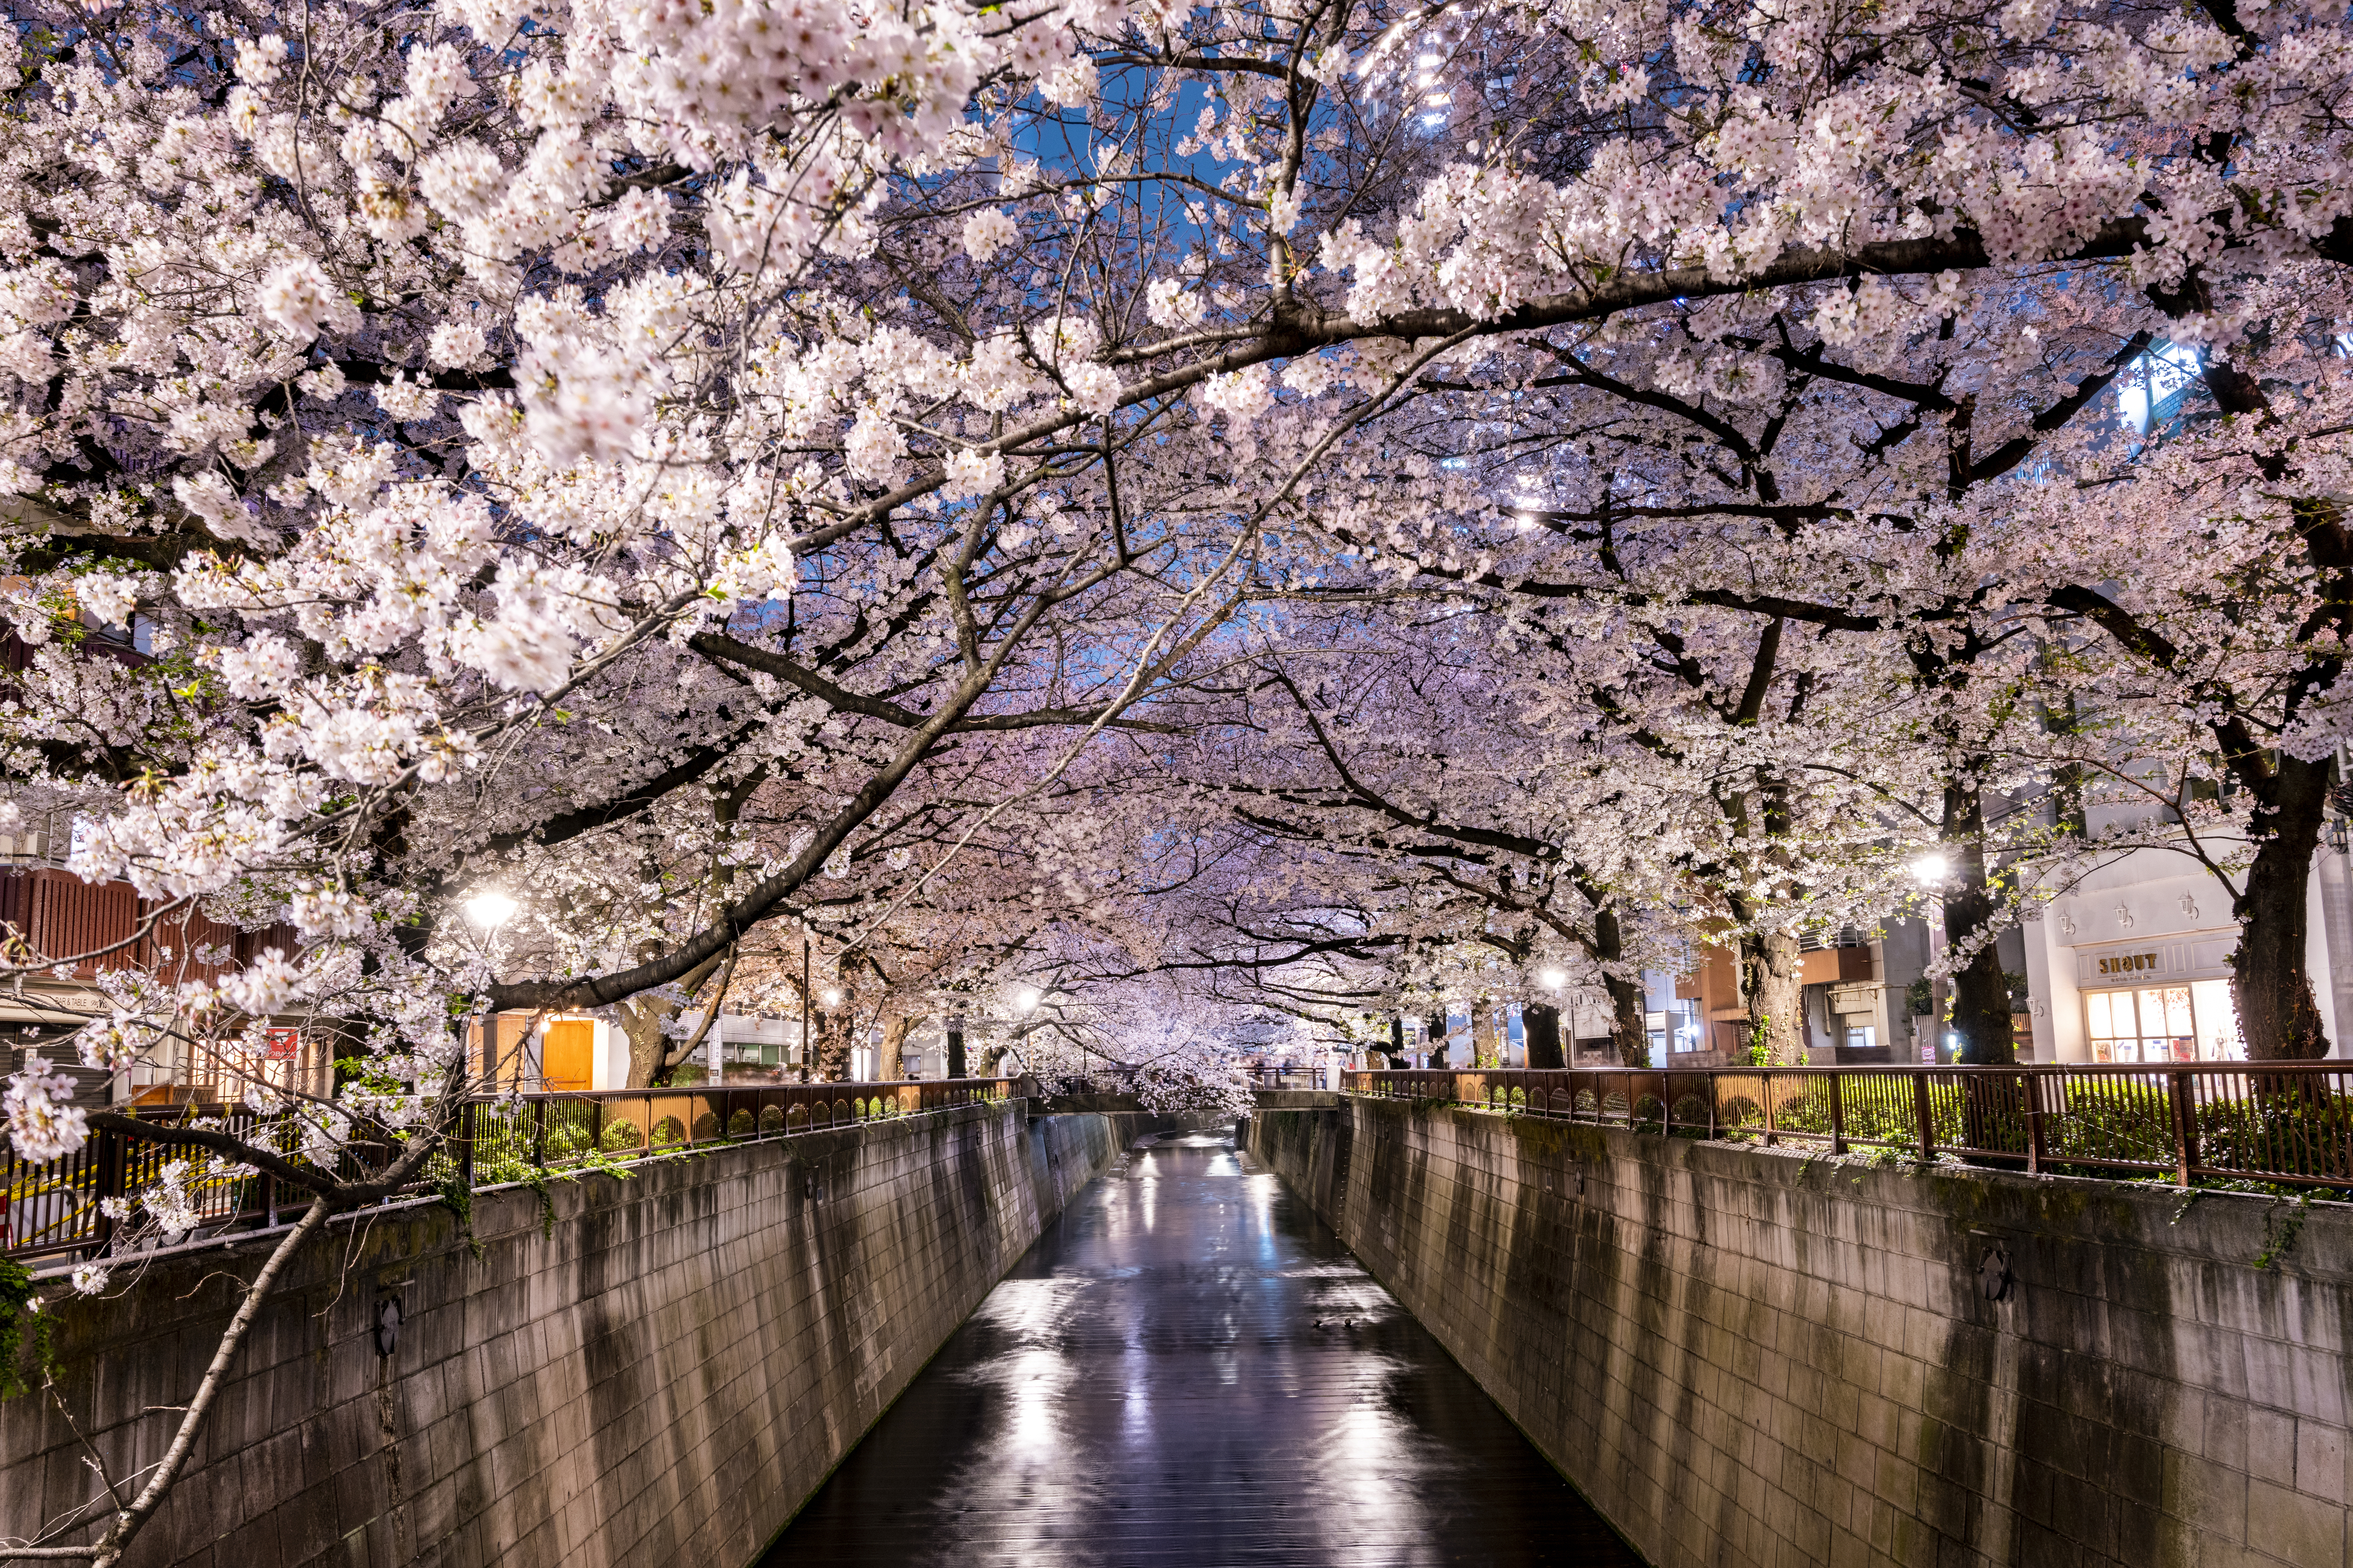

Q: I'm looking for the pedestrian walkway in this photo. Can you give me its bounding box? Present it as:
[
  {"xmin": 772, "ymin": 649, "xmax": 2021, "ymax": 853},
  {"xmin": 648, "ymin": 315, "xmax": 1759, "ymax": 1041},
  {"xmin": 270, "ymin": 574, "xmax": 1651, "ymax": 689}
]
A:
[{"xmin": 759, "ymin": 1128, "xmax": 1643, "ymax": 1566}]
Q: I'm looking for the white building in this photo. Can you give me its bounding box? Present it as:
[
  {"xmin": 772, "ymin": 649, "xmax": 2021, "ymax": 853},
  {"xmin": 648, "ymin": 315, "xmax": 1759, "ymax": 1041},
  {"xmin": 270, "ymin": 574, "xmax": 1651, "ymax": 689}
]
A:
[{"xmin": 2019, "ymin": 845, "xmax": 2353, "ymax": 1063}]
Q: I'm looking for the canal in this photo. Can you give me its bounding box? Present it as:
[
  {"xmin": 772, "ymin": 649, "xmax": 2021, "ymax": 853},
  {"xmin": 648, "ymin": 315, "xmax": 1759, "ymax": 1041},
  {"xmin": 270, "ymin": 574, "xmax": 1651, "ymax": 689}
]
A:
[{"xmin": 760, "ymin": 1127, "xmax": 1643, "ymax": 1566}]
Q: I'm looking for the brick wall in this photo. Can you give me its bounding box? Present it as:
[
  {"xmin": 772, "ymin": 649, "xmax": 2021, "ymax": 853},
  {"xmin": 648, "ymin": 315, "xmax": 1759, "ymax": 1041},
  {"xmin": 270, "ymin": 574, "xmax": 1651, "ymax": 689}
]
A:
[
  {"xmin": 1249, "ymin": 1099, "xmax": 2353, "ymax": 1568},
  {"xmin": 1, "ymin": 1102, "xmax": 1141, "ymax": 1568}
]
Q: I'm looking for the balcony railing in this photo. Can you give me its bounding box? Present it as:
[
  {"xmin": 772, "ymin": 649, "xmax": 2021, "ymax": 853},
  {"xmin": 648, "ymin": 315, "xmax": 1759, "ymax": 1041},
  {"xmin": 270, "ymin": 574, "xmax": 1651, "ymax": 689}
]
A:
[
  {"xmin": 1343, "ymin": 1063, "xmax": 2353, "ymax": 1195},
  {"xmin": 2, "ymin": 1077, "xmax": 1022, "ymax": 1263}
]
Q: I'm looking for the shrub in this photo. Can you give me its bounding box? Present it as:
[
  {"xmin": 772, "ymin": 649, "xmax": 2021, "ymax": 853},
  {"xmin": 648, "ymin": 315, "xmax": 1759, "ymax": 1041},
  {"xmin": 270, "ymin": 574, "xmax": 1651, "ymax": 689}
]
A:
[
  {"xmin": 669, "ymin": 1064, "xmax": 707, "ymax": 1086},
  {"xmin": 600, "ymin": 1117, "xmax": 643, "ymax": 1153},
  {"xmin": 691, "ymin": 1110, "xmax": 721, "ymax": 1140},
  {"xmin": 759, "ymin": 1106, "xmax": 785, "ymax": 1135},
  {"xmin": 1717, "ymin": 1093, "xmax": 1764, "ymax": 1130},
  {"xmin": 2194, "ymin": 1086, "xmax": 2353, "ymax": 1181},
  {"xmin": 728, "ymin": 1108, "xmax": 756, "ymax": 1137},
  {"xmin": 544, "ymin": 1119, "xmax": 595, "ymax": 1163},
  {"xmin": 652, "ymin": 1115, "xmax": 687, "ymax": 1147}
]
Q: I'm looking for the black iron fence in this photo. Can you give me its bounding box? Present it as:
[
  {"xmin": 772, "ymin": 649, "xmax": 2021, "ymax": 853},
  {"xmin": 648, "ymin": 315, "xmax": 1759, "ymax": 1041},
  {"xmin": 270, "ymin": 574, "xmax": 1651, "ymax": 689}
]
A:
[
  {"xmin": 2, "ymin": 1077, "xmax": 1021, "ymax": 1264},
  {"xmin": 1344, "ymin": 1063, "xmax": 2353, "ymax": 1193}
]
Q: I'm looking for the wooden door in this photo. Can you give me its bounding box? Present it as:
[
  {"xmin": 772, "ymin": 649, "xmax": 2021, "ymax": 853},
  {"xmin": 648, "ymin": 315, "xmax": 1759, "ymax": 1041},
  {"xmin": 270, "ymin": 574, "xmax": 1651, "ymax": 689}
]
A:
[{"xmin": 542, "ymin": 1019, "xmax": 595, "ymax": 1092}]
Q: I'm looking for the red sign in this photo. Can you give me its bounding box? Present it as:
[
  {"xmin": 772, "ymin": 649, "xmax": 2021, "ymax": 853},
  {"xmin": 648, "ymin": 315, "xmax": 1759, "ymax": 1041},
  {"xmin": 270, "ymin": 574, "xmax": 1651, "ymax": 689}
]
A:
[{"xmin": 264, "ymin": 1028, "xmax": 299, "ymax": 1061}]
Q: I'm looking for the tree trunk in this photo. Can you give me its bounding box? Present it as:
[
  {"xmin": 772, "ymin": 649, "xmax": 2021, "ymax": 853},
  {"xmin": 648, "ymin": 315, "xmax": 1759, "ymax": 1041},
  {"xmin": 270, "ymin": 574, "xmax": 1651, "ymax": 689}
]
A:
[
  {"xmin": 814, "ymin": 1010, "xmax": 850, "ymax": 1080},
  {"xmin": 1605, "ymin": 972, "xmax": 1650, "ymax": 1069},
  {"xmin": 618, "ymin": 948, "xmax": 731, "ymax": 1087},
  {"xmin": 2232, "ymin": 753, "xmax": 2334, "ymax": 1059},
  {"xmin": 1941, "ymin": 789, "xmax": 2018, "ymax": 1066},
  {"xmin": 878, "ymin": 1014, "xmax": 917, "ymax": 1079},
  {"xmin": 1424, "ymin": 1011, "xmax": 1448, "ymax": 1069},
  {"xmin": 948, "ymin": 1023, "xmax": 967, "ymax": 1078},
  {"xmin": 1590, "ymin": 902, "xmax": 1650, "ymax": 1067},
  {"xmin": 619, "ymin": 1002, "xmax": 670, "ymax": 1089},
  {"xmin": 1737, "ymin": 930, "xmax": 1805, "ymax": 1064},
  {"xmin": 1522, "ymin": 1002, "xmax": 1565, "ymax": 1069}
]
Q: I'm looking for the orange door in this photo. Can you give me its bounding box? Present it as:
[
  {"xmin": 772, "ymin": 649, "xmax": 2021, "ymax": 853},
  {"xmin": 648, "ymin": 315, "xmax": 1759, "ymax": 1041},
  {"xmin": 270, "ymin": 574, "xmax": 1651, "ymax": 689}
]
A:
[{"xmin": 542, "ymin": 1020, "xmax": 595, "ymax": 1092}]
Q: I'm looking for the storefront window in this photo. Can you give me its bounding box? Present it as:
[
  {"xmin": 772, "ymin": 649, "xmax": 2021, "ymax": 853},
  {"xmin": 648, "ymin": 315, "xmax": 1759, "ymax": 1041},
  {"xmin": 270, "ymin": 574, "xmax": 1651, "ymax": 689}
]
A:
[{"xmin": 2085, "ymin": 980, "xmax": 2244, "ymax": 1062}]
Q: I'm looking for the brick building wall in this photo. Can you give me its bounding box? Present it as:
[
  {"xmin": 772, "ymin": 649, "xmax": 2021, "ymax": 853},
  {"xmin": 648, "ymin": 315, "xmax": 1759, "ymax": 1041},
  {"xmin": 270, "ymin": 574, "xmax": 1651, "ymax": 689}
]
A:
[{"xmin": 1249, "ymin": 1099, "xmax": 2353, "ymax": 1568}]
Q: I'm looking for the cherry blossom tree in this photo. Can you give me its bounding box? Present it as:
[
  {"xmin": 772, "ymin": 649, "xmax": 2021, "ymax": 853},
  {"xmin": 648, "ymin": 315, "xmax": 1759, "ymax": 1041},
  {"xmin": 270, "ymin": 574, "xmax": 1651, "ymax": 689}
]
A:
[{"xmin": 11, "ymin": 0, "xmax": 2353, "ymax": 1551}]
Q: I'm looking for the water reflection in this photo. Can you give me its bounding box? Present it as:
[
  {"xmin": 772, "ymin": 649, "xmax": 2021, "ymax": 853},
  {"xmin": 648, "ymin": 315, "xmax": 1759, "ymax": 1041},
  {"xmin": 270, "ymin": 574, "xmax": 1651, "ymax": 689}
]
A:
[{"xmin": 760, "ymin": 1130, "xmax": 1642, "ymax": 1567}]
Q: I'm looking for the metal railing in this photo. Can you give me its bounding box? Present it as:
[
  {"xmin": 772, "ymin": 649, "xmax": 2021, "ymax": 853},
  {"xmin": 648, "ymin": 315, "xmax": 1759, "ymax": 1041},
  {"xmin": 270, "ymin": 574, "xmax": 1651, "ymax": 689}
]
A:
[
  {"xmin": 1344, "ymin": 1063, "xmax": 2353, "ymax": 1194},
  {"xmin": 1249, "ymin": 1067, "xmax": 1340, "ymax": 1091},
  {"xmin": 2, "ymin": 1077, "xmax": 1022, "ymax": 1264}
]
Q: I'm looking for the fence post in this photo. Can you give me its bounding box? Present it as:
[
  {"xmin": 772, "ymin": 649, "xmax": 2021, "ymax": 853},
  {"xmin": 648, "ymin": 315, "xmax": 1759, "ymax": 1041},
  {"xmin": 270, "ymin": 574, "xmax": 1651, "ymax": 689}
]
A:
[
  {"xmin": 532, "ymin": 1097, "xmax": 546, "ymax": 1168},
  {"xmin": 1762, "ymin": 1070, "xmax": 1778, "ymax": 1147},
  {"xmin": 1913, "ymin": 1070, "xmax": 1936, "ymax": 1162},
  {"xmin": 458, "ymin": 1099, "xmax": 476, "ymax": 1189},
  {"xmin": 92, "ymin": 1123, "xmax": 124, "ymax": 1255},
  {"xmin": 2026, "ymin": 1073, "xmax": 2045, "ymax": 1176},
  {"xmin": 1829, "ymin": 1073, "xmax": 1847, "ymax": 1157},
  {"xmin": 2169, "ymin": 1070, "xmax": 2198, "ymax": 1187}
]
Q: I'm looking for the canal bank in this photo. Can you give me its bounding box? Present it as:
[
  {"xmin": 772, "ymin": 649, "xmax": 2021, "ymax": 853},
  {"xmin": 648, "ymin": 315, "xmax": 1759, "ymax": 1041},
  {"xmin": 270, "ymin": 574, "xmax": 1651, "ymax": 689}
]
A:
[
  {"xmin": 1, "ymin": 1102, "xmax": 1185, "ymax": 1568},
  {"xmin": 761, "ymin": 1127, "xmax": 1641, "ymax": 1566},
  {"xmin": 1248, "ymin": 1095, "xmax": 2353, "ymax": 1568}
]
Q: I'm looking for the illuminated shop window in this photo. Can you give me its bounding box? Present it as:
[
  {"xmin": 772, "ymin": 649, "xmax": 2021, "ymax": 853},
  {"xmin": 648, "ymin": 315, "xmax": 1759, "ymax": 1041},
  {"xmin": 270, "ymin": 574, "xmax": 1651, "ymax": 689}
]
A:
[{"xmin": 2084, "ymin": 979, "xmax": 2242, "ymax": 1062}]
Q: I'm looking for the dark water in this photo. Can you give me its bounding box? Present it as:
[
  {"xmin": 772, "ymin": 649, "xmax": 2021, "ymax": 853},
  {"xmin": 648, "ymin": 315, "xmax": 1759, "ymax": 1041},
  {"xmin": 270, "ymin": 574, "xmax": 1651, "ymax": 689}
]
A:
[{"xmin": 759, "ymin": 1129, "xmax": 1644, "ymax": 1567}]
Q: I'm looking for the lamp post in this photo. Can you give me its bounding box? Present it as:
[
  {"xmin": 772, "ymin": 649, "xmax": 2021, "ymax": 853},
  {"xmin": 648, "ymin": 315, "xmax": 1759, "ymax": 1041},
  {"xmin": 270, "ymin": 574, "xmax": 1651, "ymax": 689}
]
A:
[{"xmin": 463, "ymin": 890, "xmax": 518, "ymax": 1086}]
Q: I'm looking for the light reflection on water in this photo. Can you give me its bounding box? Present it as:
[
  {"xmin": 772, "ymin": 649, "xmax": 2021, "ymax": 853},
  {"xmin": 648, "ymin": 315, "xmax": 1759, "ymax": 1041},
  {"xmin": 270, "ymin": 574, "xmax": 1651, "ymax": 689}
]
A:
[{"xmin": 761, "ymin": 1128, "xmax": 1642, "ymax": 1567}]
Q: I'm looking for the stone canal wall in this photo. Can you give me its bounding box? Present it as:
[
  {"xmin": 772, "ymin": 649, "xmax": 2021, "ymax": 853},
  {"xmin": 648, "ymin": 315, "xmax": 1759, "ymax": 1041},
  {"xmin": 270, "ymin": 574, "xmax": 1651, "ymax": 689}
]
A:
[
  {"xmin": 1248, "ymin": 1097, "xmax": 2353, "ymax": 1568},
  {"xmin": 1, "ymin": 1102, "xmax": 1146, "ymax": 1568}
]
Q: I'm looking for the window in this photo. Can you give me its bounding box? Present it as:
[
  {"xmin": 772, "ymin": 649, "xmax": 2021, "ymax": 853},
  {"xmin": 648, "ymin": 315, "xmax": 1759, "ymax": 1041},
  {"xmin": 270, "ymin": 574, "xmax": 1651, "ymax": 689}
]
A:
[
  {"xmin": 2085, "ymin": 979, "xmax": 2242, "ymax": 1062},
  {"xmin": 1664, "ymin": 999, "xmax": 1704, "ymax": 1052},
  {"xmin": 1844, "ymin": 1025, "xmax": 1876, "ymax": 1052}
]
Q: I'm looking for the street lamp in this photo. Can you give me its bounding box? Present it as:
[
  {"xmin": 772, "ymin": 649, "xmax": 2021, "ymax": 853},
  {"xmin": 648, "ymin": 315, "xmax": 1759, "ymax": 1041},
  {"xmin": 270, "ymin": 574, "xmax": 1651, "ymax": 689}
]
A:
[
  {"xmin": 1015, "ymin": 987, "xmax": 1042, "ymax": 1013},
  {"xmin": 464, "ymin": 890, "xmax": 516, "ymax": 928},
  {"xmin": 1538, "ymin": 967, "xmax": 1567, "ymax": 990},
  {"xmin": 1909, "ymin": 851, "xmax": 1949, "ymax": 885}
]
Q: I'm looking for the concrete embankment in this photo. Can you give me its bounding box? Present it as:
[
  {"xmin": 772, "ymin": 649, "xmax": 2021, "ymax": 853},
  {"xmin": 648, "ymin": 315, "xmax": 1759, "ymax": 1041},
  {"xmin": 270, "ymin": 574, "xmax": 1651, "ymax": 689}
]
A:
[
  {"xmin": 1, "ymin": 1102, "xmax": 1171, "ymax": 1568},
  {"xmin": 1248, "ymin": 1096, "xmax": 2353, "ymax": 1568}
]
